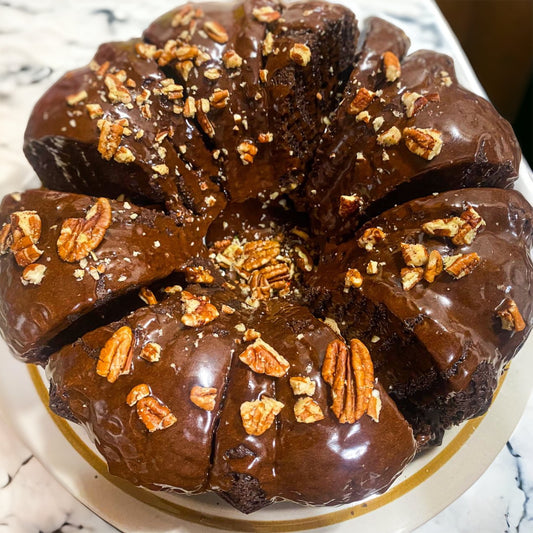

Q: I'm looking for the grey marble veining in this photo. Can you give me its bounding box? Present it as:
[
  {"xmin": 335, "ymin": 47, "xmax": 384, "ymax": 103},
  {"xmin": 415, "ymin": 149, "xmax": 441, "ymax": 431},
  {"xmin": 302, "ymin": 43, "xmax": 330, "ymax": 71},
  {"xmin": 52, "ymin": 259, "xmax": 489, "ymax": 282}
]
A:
[{"xmin": 0, "ymin": 0, "xmax": 532, "ymax": 532}]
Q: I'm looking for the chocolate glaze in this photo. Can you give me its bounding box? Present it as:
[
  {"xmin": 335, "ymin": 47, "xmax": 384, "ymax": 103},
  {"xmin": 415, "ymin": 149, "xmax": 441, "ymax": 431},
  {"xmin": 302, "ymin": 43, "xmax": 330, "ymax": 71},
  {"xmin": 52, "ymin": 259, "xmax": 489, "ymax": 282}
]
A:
[
  {"xmin": 306, "ymin": 188, "xmax": 533, "ymax": 441},
  {"xmin": 23, "ymin": 39, "xmax": 225, "ymax": 226},
  {"xmin": 144, "ymin": 0, "xmax": 358, "ymax": 202},
  {"xmin": 47, "ymin": 289, "xmax": 416, "ymax": 509},
  {"xmin": 0, "ymin": 189, "xmax": 207, "ymax": 364},
  {"xmin": 303, "ymin": 19, "xmax": 521, "ymax": 240},
  {"xmin": 2, "ymin": 0, "xmax": 531, "ymax": 515}
]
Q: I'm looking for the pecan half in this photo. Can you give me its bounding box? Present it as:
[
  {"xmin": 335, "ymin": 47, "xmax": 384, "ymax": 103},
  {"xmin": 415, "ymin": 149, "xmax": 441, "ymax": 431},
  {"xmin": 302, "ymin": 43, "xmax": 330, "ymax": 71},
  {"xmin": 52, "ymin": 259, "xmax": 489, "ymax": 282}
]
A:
[
  {"xmin": 180, "ymin": 291, "xmax": 219, "ymax": 327},
  {"xmin": 10, "ymin": 211, "xmax": 43, "ymax": 266},
  {"xmin": 294, "ymin": 397, "xmax": 324, "ymax": 423},
  {"xmin": 249, "ymin": 270, "xmax": 271, "ymax": 300},
  {"xmin": 496, "ymin": 298, "xmax": 526, "ymax": 332},
  {"xmin": 289, "ymin": 376, "xmax": 316, "ymax": 396},
  {"xmin": 403, "ymin": 127, "xmax": 443, "ymax": 160},
  {"xmin": 322, "ymin": 339, "xmax": 356, "ymax": 423},
  {"xmin": 240, "ymin": 397, "xmax": 284, "ymax": 436},
  {"xmin": 347, "ymin": 87, "xmax": 375, "ymax": 115},
  {"xmin": 258, "ymin": 262, "xmax": 290, "ymax": 289},
  {"xmin": 96, "ymin": 325, "xmax": 134, "ymax": 383},
  {"xmin": 401, "ymin": 243, "xmax": 429, "ymax": 267},
  {"xmin": 190, "ymin": 385, "xmax": 218, "ymax": 411},
  {"xmin": 241, "ymin": 240, "xmax": 280, "ymax": 271},
  {"xmin": 357, "ymin": 227, "xmax": 386, "ymax": 251},
  {"xmin": 382, "ymin": 51, "xmax": 401, "ymax": 82},
  {"xmin": 350, "ymin": 339, "xmax": 375, "ymax": 421},
  {"xmin": 424, "ymin": 250, "xmax": 443, "ymax": 283},
  {"xmin": 136, "ymin": 395, "xmax": 177, "ymax": 432},
  {"xmin": 239, "ymin": 338, "xmax": 290, "ymax": 378},
  {"xmin": 401, "ymin": 267, "xmax": 424, "ymax": 290},
  {"xmin": 126, "ymin": 383, "xmax": 151, "ymax": 406},
  {"xmin": 443, "ymin": 252, "xmax": 480, "ymax": 279},
  {"xmin": 203, "ymin": 20, "xmax": 229, "ymax": 43},
  {"xmin": 57, "ymin": 198, "xmax": 112, "ymax": 262}
]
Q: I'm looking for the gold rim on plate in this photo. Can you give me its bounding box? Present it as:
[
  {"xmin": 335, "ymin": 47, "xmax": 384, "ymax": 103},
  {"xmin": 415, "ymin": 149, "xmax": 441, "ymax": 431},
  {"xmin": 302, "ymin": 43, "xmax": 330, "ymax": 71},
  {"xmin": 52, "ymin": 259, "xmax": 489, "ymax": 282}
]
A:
[{"xmin": 29, "ymin": 365, "xmax": 501, "ymax": 532}]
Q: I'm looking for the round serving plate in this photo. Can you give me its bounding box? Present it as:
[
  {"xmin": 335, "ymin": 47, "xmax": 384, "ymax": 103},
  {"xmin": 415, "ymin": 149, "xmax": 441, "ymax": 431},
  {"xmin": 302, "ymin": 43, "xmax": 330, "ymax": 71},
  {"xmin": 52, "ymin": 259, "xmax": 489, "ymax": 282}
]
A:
[{"xmin": 0, "ymin": 0, "xmax": 532, "ymax": 531}]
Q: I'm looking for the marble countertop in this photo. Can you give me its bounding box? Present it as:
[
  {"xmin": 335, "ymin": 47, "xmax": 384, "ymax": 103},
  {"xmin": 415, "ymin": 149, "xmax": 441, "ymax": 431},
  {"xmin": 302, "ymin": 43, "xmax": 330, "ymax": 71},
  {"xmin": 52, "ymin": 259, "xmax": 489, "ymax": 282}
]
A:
[{"xmin": 1, "ymin": 0, "xmax": 532, "ymax": 532}]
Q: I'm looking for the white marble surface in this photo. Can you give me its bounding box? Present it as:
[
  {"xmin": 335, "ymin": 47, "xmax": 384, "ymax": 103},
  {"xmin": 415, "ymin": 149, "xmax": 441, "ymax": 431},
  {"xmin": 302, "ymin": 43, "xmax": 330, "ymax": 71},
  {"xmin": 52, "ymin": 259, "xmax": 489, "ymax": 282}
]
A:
[{"xmin": 1, "ymin": 0, "xmax": 532, "ymax": 532}]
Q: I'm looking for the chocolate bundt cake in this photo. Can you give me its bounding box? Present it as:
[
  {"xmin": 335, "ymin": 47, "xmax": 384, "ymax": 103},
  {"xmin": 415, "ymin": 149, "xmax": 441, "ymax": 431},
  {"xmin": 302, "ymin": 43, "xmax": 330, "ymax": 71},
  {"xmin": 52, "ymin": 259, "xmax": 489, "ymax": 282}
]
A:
[{"xmin": 1, "ymin": 0, "xmax": 531, "ymax": 515}]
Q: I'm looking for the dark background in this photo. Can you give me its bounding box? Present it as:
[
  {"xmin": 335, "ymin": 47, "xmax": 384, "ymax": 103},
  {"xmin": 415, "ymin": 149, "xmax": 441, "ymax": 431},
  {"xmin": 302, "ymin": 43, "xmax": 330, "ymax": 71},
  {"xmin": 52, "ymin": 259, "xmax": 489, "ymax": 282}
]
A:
[{"xmin": 436, "ymin": 0, "xmax": 532, "ymax": 166}]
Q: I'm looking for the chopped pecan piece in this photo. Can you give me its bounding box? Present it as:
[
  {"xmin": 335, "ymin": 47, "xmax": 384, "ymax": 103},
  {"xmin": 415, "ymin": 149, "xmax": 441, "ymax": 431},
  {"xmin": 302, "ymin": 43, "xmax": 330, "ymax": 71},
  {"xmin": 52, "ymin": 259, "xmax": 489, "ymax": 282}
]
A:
[
  {"xmin": 403, "ymin": 127, "xmax": 443, "ymax": 160},
  {"xmin": 0, "ymin": 223, "xmax": 12, "ymax": 254},
  {"xmin": 185, "ymin": 265, "xmax": 214, "ymax": 284},
  {"xmin": 237, "ymin": 141, "xmax": 258, "ymax": 164},
  {"xmin": 367, "ymin": 260, "xmax": 379, "ymax": 275},
  {"xmin": 96, "ymin": 326, "xmax": 134, "ymax": 383},
  {"xmin": 104, "ymin": 72, "xmax": 131, "ymax": 105},
  {"xmin": 401, "ymin": 267, "xmax": 424, "ymax": 290},
  {"xmin": 345, "ymin": 268, "xmax": 363, "ymax": 289},
  {"xmin": 140, "ymin": 342, "xmax": 161, "ymax": 363},
  {"xmin": 136, "ymin": 395, "xmax": 177, "ymax": 432},
  {"xmin": 57, "ymin": 198, "xmax": 112, "ymax": 262},
  {"xmin": 243, "ymin": 328, "xmax": 261, "ymax": 342},
  {"xmin": 240, "ymin": 397, "xmax": 284, "ymax": 436},
  {"xmin": 196, "ymin": 104, "xmax": 216, "ymax": 138},
  {"xmin": 367, "ymin": 389, "xmax": 382, "ymax": 422},
  {"xmin": 21, "ymin": 263, "xmax": 47, "ymax": 286},
  {"xmin": 97, "ymin": 119, "xmax": 124, "ymax": 160},
  {"xmin": 452, "ymin": 206, "xmax": 486, "ymax": 246},
  {"xmin": 210, "ymin": 88, "xmax": 230, "ymax": 108},
  {"xmin": 382, "ymin": 51, "xmax": 401, "ymax": 82},
  {"xmin": 443, "ymin": 252, "xmax": 480, "ymax": 279},
  {"xmin": 401, "ymin": 91, "xmax": 429, "ymax": 118},
  {"xmin": 357, "ymin": 227, "xmax": 386, "ymax": 251},
  {"xmin": 289, "ymin": 43, "xmax": 311, "ymax": 66},
  {"xmin": 338, "ymin": 194, "xmax": 363, "ymax": 217},
  {"xmin": 252, "ymin": 6, "xmax": 281, "ymax": 22},
  {"xmin": 422, "ymin": 216, "xmax": 463, "ymax": 238},
  {"xmin": 190, "ymin": 385, "xmax": 218, "ymax": 411},
  {"xmin": 175, "ymin": 44, "xmax": 199, "ymax": 60},
  {"xmin": 289, "ymin": 376, "xmax": 316, "ymax": 396},
  {"xmin": 10, "ymin": 211, "xmax": 43, "ymax": 267},
  {"xmin": 203, "ymin": 20, "xmax": 229, "ymax": 43},
  {"xmin": 424, "ymin": 250, "xmax": 444, "ymax": 283},
  {"xmin": 222, "ymin": 49, "xmax": 243, "ymax": 69},
  {"xmin": 294, "ymin": 397, "xmax": 324, "ymax": 423},
  {"xmin": 401, "ymin": 243, "xmax": 429, "ymax": 267},
  {"xmin": 126, "ymin": 383, "xmax": 151, "ymax": 406},
  {"xmin": 139, "ymin": 287, "xmax": 157, "ymax": 305},
  {"xmin": 66, "ymin": 90, "xmax": 88, "ymax": 106},
  {"xmin": 176, "ymin": 60, "xmax": 194, "ymax": 81},
  {"xmin": 496, "ymin": 298, "xmax": 526, "ymax": 332},
  {"xmin": 347, "ymin": 87, "xmax": 375, "ymax": 115},
  {"xmin": 241, "ymin": 240, "xmax": 280, "ymax": 271},
  {"xmin": 180, "ymin": 291, "xmax": 219, "ymax": 327},
  {"xmin": 135, "ymin": 42, "xmax": 157, "ymax": 59},
  {"xmin": 262, "ymin": 31, "xmax": 274, "ymax": 56},
  {"xmin": 239, "ymin": 338, "xmax": 290, "ymax": 378},
  {"xmin": 377, "ymin": 126, "xmax": 402, "ymax": 147}
]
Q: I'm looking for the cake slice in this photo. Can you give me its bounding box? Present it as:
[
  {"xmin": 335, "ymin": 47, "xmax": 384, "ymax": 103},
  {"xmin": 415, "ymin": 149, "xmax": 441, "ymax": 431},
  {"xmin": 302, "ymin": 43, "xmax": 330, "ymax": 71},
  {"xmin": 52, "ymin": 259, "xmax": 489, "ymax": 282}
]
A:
[
  {"xmin": 306, "ymin": 188, "xmax": 533, "ymax": 444},
  {"xmin": 0, "ymin": 189, "xmax": 211, "ymax": 364},
  {"xmin": 47, "ymin": 287, "xmax": 416, "ymax": 512},
  {"xmin": 23, "ymin": 39, "xmax": 225, "ymax": 226},
  {"xmin": 143, "ymin": 0, "xmax": 358, "ymax": 202},
  {"xmin": 304, "ymin": 18, "xmax": 521, "ymax": 240}
]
